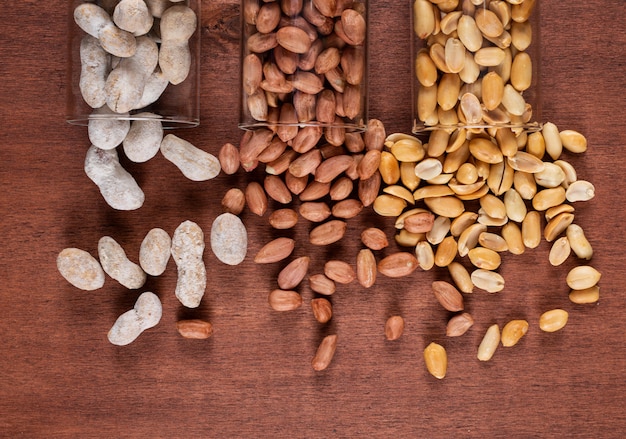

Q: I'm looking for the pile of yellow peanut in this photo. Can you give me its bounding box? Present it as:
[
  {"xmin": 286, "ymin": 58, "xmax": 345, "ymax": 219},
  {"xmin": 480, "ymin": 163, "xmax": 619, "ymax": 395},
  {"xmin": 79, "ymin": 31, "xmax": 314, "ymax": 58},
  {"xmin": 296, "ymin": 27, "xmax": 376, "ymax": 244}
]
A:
[{"xmin": 375, "ymin": 0, "xmax": 601, "ymax": 379}]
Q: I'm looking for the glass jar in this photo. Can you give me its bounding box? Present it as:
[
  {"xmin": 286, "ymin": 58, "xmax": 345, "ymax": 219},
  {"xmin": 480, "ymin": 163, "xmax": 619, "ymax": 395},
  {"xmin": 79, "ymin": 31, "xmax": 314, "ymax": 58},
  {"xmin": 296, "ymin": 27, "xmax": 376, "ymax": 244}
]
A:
[
  {"xmin": 67, "ymin": 0, "xmax": 201, "ymax": 128},
  {"xmin": 411, "ymin": 0, "xmax": 541, "ymax": 133},
  {"xmin": 239, "ymin": 0, "xmax": 368, "ymax": 133}
]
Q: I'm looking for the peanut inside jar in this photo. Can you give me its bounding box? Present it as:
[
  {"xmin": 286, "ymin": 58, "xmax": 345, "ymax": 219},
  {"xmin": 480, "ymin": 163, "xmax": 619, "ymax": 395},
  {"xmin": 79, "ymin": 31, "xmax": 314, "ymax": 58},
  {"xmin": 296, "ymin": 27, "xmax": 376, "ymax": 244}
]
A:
[
  {"xmin": 412, "ymin": 0, "xmax": 541, "ymax": 132},
  {"xmin": 240, "ymin": 0, "xmax": 369, "ymax": 133}
]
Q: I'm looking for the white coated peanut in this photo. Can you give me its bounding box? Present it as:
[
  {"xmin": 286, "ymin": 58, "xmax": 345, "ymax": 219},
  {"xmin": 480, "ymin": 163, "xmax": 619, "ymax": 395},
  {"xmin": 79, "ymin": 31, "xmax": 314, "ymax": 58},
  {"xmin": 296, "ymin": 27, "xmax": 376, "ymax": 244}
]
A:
[
  {"xmin": 210, "ymin": 213, "xmax": 248, "ymax": 266},
  {"xmin": 139, "ymin": 228, "xmax": 172, "ymax": 276},
  {"xmin": 160, "ymin": 134, "xmax": 221, "ymax": 181},
  {"xmin": 105, "ymin": 35, "xmax": 159, "ymax": 113},
  {"xmin": 98, "ymin": 236, "xmax": 147, "ymax": 289},
  {"xmin": 57, "ymin": 248, "xmax": 106, "ymax": 291},
  {"xmin": 122, "ymin": 113, "xmax": 163, "ymax": 162},
  {"xmin": 145, "ymin": 0, "xmax": 174, "ymax": 18},
  {"xmin": 107, "ymin": 292, "xmax": 162, "ymax": 345},
  {"xmin": 84, "ymin": 145, "xmax": 145, "ymax": 210},
  {"xmin": 159, "ymin": 5, "xmax": 197, "ymax": 84},
  {"xmin": 171, "ymin": 220, "xmax": 207, "ymax": 308},
  {"xmin": 74, "ymin": 3, "xmax": 137, "ymax": 58},
  {"xmin": 79, "ymin": 35, "xmax": 110, "ymax": 108},
  {"xmin": 88, "ymin": 106, "xmax": 131, "ymax": 150},
  {"xmin": 134, "ymin": 69, "xmax": 169, "ymax": 109},
  {"xmin": 113, "ymin": 0, "xmax": 154, "ymax": 36}
]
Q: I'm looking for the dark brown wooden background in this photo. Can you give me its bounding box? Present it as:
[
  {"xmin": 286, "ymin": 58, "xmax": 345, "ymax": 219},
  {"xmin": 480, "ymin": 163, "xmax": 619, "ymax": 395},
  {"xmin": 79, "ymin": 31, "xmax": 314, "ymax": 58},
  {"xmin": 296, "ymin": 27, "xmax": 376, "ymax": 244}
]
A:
[{"xmin": 1, "ymin": 1, "xmax": 625, "ymax": 437}]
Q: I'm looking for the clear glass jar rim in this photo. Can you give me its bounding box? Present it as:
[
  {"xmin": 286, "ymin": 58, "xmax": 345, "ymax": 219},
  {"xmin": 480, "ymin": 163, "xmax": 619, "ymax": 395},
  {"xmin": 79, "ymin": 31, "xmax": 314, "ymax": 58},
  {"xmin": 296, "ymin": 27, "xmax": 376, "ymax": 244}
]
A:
[{"xmin": 239, "ymin": 121, "xmax": 367, "ymax": 133}]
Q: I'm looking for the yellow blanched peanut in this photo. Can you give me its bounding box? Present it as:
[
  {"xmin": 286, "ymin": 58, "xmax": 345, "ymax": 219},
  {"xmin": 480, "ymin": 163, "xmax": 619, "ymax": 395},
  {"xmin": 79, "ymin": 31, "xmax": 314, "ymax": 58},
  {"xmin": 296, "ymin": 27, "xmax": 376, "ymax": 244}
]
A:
[
  {"xmin": 501, "ymin": 319, "xmax": 529, "ymax": 347},
  {"xmin": 566, "ymin": 224, "xmax": 593, "ymax": 260},
  {"xmin": 542, "ymin": 122, "xmax": 563, "ymax": 160},
  {"xmin": 569, "ymin": 286, "xmax": 600, "ymax": 304},
  {"xmin": 415, "ymin": 49, "xmax": 438, "ymax": 87},
  {"xmin": 510, "ymin": 52, "xmax": 532, "ymax": 92},
  {"xmin": 481, "ymin": 71, "xmax": 504, "ymax": 111},
  {"xmin": 477, "ymin": 324, "xmax": 500, "ymax": 361},
  {"xmin": 424, "ymin": 342, "xmax": 447, "ymax": 379},
  {"xmin": 159, "ymin": 5, "xmax": 197, "ymax": 84},
  {"xmin": 414, "ymin": 0, "xmax": 436, "ymax": 39},
  {"xmin": 559, "ymin": 130, "xmax": 588, "ymax": 153},
  {"xmin": 539, "ymin": 309, "xmax": 568, "ymax": 333},
  {"xmin": 566, "ymin": 265, "xmax": 601, "ymax": 290}
]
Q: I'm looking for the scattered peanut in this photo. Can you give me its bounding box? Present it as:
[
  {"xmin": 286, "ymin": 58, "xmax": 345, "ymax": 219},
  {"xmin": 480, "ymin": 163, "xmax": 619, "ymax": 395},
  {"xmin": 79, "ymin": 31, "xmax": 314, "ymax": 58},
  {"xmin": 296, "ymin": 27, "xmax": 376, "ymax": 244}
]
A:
[
  {"xmin": 176, "ymin": 319, "xmax": 213, "ymax": 339},
  {"xmin": 309, "ymin": 220, "xmax": 347, "ymax": 245},
  {"xmin": 377, "ymin": 252, "xmax": 419, "ymax": 278},
  {"xmin": 356, "ymin": 248, "xmax": 376, "ymax": 288},
  {"xmin": 277, "ymin": 256, "xmax": 310, "ymax": 290},
  {"xmin": 324, "ymin": 260, "xmax": 356, "ymax": 285},
  {"xmin": 309, "ymin": 273, "xmax": 336, "ymax": 296},
  {"xmin": 501, "ymin": 319, "xmax": 529, "ymax": 347},
  {"xmin": 539, "ymin": 309, "xmax": 569, "ymax": 333},
  {"xmin": 423, "ymin": 342, "xmax": 447, "ymax": 379},
  {"xmin": 221, "ymin": 188, "xmax": 247, "ymax": 216},
  {"xmin": 84, "ymin": 145, "xmax": 145, "ymax": 210},
  {"xmin": 566, "ymin": 265, "xmax": 601, "ymax": 290},
  {"xmin": 477, "ymin": 324, "xmax": 500, "ymax": 361},
  {"xmin": 360, "ymin": 227, "xmax": 389, "ymax": 250},
  {"xmin": 255, "ymin": 237, "xmax": 295, "ymax": 264},
  {"xmin": 139, "ymin": 228, "xmax": 171, "ymax": 276},
  {"xmin": 446, "ymin": 313, "xmax": 474, "ymax": 337},
  {"xmin": 569, "ymin": 286, "xmax": 600, "ymax": 305},
  {"xmin": 171, "ymin": 220, "xmax": 206, "ymax": 308},
  {"xmin": 98, "ymin": 236, "xmax": 147, "ymax": 289},
  {"xmin": 432, "ymin": 281, "xmax": 464, "ymax": 312},
  {"xmin": 88, "ymin": 106, "xmax": 130, "ymax": 150},
  {"xmin": 268, "ymin": 289, "xmax": 302, "ymax": 311},
  {"xmin": 57, "ymin": 248, "xmax": 106, "ymax": 291},
  {"xmin": 312, "ymin": 334, "xmax": 338, "ymax": 371},
  {"xmin": 160, "ymin": 134, "xmax": 221, "ymax": 181},
  {"xmin": 210, "ymin": 213, "xmax": 248, "ymax": 266},
  {"xmin": 108, "ymin": 292, "xmax": 162, "ymax": 346},
  {"xmin": 311, "ymin": 298, "xmax": 333, "ymax": 324},
  {"xmin": 385, "ymin": 316, "xmax": 405, "ymax": 341},
  {"xmin": 122, "ymin": 115, "xmax": 163, "ymax": 163}
]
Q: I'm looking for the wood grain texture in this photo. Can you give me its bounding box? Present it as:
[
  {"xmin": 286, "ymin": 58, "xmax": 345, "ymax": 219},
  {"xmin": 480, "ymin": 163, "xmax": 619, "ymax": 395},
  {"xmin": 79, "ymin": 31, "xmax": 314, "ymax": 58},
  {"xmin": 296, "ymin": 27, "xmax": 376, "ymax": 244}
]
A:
[{"xmin": 1, "ymin": 1, "xmax": 625, "ymax": 437}]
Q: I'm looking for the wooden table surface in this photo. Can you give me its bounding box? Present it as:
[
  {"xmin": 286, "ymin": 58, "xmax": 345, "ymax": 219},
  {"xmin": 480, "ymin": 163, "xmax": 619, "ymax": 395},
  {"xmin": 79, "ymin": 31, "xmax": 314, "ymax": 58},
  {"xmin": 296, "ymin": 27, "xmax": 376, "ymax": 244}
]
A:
[{"xmin": 2, "ymin": 1, "xmax": 625, "ymax": 437}]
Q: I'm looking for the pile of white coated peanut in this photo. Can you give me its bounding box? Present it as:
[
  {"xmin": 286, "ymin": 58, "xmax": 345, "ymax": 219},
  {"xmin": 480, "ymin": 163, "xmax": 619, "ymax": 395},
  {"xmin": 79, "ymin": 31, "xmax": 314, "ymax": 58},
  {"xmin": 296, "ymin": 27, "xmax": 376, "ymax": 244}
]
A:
[
  {"xmin": 58, "ymin": 214, "xmax": 248, "ymax": 345},
  {"xmin": 76, "ymin": 1, "xmax": 215, "ymax": 211},
  {"xmin": 61, "ymin": 0, "xmax": 250, "ymax": 345}
]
